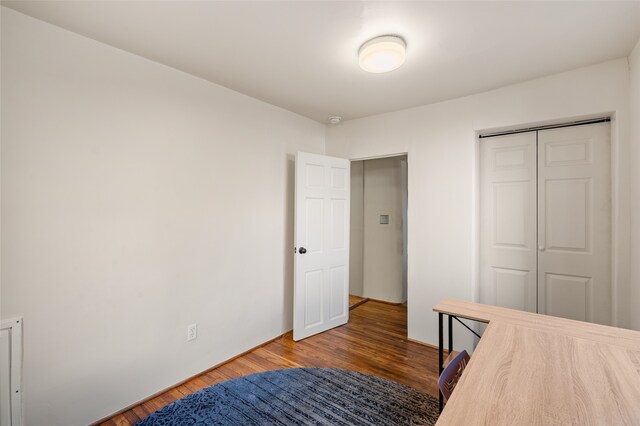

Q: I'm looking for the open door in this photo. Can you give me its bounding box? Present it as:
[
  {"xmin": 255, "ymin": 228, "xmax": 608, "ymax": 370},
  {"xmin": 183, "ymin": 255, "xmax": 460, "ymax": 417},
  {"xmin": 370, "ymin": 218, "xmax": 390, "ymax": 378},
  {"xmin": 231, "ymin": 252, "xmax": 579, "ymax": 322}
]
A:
[{"xmin": 294, "ymin": 152, "xmax": 350, "ymax": 341}]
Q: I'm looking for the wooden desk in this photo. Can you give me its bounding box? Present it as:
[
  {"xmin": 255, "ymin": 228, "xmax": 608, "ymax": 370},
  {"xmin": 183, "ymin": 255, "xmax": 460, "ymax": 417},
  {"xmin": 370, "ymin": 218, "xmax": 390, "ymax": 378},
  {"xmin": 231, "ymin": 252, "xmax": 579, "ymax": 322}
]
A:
[{"xmin": 433, "ymin": 299, "xmax": 640, "ymax": 425}]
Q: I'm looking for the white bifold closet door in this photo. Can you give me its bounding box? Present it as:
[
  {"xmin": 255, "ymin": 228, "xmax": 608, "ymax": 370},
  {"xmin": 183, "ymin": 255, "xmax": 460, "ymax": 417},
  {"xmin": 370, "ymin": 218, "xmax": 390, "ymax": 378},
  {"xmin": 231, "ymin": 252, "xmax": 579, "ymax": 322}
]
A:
[
  {"xmin": 480, "ymin": 132, "xmax": 538, "ymax": 313},
  {"xmin": 480, "ymin": 122, "xmax": 611, "ymax": 325}
]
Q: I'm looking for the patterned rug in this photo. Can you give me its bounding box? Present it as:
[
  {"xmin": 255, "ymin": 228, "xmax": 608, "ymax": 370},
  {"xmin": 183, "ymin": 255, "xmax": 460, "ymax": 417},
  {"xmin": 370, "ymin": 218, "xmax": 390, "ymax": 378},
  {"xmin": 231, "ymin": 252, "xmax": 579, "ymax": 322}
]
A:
[{"xmin": 137, "ymin": 368, "xmax": 439, "ymax": 425}]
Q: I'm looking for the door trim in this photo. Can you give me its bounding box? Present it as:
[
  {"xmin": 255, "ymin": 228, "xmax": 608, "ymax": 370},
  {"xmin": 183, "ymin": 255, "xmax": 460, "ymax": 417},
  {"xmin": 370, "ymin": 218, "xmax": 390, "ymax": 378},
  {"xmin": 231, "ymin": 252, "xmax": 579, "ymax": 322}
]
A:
[
  {"xmin": 349, "ymin": 153, "xmax": 410, "ymax": 306},
  {"xmin": 350, "ymin": 152, "xmax": 409, "ymax": 162},
  {"xmin": 478, "ymin": 117, "xmax": 610, "ymax": 139}
]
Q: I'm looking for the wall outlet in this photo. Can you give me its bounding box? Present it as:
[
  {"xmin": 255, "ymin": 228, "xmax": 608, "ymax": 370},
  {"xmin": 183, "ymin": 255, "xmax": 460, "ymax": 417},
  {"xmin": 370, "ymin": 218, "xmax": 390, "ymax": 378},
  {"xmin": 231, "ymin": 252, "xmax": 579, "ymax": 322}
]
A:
[{"xmin": 187, "ymin": 324, "xmax": 197, "ymax": 341}]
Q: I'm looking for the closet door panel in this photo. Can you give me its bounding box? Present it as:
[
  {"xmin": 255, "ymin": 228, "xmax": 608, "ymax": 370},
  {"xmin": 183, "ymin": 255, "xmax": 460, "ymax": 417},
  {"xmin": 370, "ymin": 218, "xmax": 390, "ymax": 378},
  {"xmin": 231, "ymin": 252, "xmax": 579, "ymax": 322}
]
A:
[
  {"xmin": 537, "ymin": 123, "xmax": 611, "ymax": 325},
  {"xmin": 480, "ymin": 132, "xmax": 537, "ymax": 313}
]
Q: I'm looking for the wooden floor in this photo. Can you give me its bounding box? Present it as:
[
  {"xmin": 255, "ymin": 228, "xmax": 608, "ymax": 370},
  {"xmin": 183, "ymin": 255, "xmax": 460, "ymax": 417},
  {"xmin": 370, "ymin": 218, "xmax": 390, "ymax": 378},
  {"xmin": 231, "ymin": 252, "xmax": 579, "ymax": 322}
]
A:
[
  {"xmin": 348, "ymin": 294, "xmax": 367, "ymax": 308},
  {"xmin": 100, "ymin": 300, "xmax": 440, "ymax": 425}
]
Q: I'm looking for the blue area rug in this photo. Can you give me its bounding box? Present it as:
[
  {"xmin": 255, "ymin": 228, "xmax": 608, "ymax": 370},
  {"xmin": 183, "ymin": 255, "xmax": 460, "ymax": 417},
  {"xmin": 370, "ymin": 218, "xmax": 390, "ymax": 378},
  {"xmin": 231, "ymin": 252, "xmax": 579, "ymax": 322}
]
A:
[{"xmin": 137, "ymin": 368, "xmax": 439, "ymax": 425}]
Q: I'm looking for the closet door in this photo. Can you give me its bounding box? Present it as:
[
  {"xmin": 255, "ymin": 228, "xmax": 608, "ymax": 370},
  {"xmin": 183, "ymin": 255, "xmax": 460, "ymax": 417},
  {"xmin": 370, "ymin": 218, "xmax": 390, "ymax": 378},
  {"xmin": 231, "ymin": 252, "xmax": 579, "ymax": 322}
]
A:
[
  {"xmin": 537, "ymin": 123, "xmax": 611, "ymax": 325},
  {"xmin": 479, "ymin": 132, "xmax": 537, "ymax": 312}
]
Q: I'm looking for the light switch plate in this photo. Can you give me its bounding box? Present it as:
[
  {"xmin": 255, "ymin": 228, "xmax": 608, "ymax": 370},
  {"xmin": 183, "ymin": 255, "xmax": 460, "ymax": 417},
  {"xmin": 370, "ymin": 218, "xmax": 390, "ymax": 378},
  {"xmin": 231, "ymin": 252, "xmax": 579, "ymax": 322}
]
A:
[{"xmin": 379, "ymin": 215, "xmax": 389, "ymax": 224}]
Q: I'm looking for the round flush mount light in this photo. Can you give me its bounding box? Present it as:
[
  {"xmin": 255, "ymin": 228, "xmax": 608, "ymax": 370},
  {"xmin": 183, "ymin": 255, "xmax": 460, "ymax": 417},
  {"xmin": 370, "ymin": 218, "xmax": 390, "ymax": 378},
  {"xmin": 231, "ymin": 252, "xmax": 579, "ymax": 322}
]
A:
[
  {"xmin": 358, "ymin": 35, "xmax": 406, "ymax": 73},
  {"xmin": 328, "ymin": 115, "xmax": 342, "ymax": 125}
]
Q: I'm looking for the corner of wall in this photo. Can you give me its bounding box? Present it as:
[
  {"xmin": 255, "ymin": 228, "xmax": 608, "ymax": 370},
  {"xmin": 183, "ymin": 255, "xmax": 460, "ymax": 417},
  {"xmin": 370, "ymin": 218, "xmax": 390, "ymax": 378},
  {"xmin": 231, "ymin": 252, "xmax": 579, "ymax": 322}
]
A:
[
  {"xmin": 628, "ymin": 37, "xmax": 640, "ymax": 330},
  {"xmin": 323, "ymin": 123, "xmax": 331, "ymax": 156}
]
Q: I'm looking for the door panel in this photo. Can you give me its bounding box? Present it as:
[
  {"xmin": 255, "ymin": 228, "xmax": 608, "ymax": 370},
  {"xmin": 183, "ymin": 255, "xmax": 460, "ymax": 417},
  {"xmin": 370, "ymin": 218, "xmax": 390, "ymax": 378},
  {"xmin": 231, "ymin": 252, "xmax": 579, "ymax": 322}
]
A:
[
  {"xmin": 493, "ymin": 267, "xmax": 531, "ymax": 311},
  {"xmin": 493, "ymin": 182, "xmax": 530, "ymax": 248},
  {"xmin": 545, "ymin": 178, "xmax": 590, "ymax": 252},
  {"xmin": 331, "ymin": 167, "xmax": 347, "ymax": 189},
  {"xmin": 330, "ymin": 199, "xmax": 347, "ymax": 249},
  {"xmin": 294, "ymin": 152, "xmax": 350, "ymax": 341},
  {"xmin": 304, "ymin": 270, "xmax": 323, "ymax": 327},
  {"xmin": 329, "ymin": 266, "xmax": 347, "ymax": 319},
  {"xmin": 538, "ymin": 123, "xmax": 611, "ymax": 325},
  {"xmin": 305, "ymin": 198, "xmax": 323, "ymax": 253},
  {"xmin": 480, "ymin": 123, "xmax": 611, "ymax": 324},
  {"xmin": 544, "ymin": 273, "xmax": 590, "ymax": 322},
  {"xmin": 480, "ymin": 132, "xmax": 537, "ymax": 312}
]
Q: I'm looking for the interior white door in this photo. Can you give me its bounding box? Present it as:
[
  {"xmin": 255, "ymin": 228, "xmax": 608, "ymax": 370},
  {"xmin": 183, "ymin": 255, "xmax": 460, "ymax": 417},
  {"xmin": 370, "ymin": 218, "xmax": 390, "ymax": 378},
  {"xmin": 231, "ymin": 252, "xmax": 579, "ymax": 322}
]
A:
[
  {"xmin": 479, "ymin": 132, "xmax": 538, "ymax": 312},
  {"xmin": 294, "ymin": 152, "xmax": 350, "ymax": 341},
  {"xmin": 537, "ymin": 123, "xmax": 611, "ymax": 324}
]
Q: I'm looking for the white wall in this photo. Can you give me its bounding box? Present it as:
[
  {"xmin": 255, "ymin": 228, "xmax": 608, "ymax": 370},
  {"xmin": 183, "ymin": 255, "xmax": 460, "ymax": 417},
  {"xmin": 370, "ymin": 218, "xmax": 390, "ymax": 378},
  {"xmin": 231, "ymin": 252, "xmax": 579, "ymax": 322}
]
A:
[
  {"xmin": 362, "ymin": 156, "xmax": 406, "ymax": 303},
  {"xmin": 630, "ymin": 39, "xmax": 640, "ymax": 330},
  {"xmin": 326, "ymin": 58, "xmax": 632, "ymax": 348},
  {"xmin": 349, "ymin": 161, "xmax": 364, "ymax": 297},
  {"xmin": 0, "ymin": 8, "xmax": 324, "ymax": 426}
]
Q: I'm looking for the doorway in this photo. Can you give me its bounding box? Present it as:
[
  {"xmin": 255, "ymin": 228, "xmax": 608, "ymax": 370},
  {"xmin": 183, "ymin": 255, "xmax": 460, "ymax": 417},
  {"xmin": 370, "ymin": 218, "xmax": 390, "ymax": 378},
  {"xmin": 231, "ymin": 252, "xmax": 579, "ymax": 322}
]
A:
[
  {"xmin": 349, "ymin": 155, "xmax": 408, "ymax": 309},
  {"xmin": 479, "ymin": 121, "xmax": 612, "ymax": 325}
]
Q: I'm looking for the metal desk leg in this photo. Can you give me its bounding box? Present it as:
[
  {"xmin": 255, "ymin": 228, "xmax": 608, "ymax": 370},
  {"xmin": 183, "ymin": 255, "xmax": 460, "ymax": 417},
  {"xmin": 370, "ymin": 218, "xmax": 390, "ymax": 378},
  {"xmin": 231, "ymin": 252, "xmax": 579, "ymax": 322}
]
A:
[
  {"xmin": 448, "ymin": 315, "xmax": 453, "ymax": 356},
  {"xmin": 438, "ymin": 312, "xmax": 443, "ymax": 412}
]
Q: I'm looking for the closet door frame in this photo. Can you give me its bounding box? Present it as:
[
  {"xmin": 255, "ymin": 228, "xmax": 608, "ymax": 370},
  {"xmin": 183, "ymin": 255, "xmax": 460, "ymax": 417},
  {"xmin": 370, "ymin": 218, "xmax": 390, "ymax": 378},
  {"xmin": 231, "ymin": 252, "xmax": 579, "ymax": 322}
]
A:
[{"xmin": 476, "ymin": 119, "xmax": 614, "ymax": 325}]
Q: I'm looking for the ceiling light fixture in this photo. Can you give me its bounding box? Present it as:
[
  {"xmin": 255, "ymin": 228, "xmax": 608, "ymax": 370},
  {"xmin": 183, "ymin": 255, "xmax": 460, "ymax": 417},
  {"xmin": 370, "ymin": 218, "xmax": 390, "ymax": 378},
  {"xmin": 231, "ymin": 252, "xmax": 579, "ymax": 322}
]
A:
[
  {"xmin": 328, "ymin": 115, "xmax": 342, "ymax": 125},
  {"xmin": 358, "ymin": 35, "xmax": 406, "ymax": 74}
]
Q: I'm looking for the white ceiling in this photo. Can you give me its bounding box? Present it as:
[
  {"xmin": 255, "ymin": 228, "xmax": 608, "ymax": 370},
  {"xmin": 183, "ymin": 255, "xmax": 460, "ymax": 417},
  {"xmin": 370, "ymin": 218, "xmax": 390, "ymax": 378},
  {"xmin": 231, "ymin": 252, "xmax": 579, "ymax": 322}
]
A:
[{"xmin": 4, "ymin": 1, "xmax": 640, "ymax": 123}]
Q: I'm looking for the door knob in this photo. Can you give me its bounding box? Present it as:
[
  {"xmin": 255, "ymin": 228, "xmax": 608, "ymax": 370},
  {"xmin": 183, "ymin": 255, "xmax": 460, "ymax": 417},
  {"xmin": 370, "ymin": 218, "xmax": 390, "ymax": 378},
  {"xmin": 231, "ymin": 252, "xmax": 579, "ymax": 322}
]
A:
[
  {"xmin": 299, "ymin": 247, "xmax": 307, "ymax": 254},
  {"xmin": 538, "ymin": 245, "xmax": 545, "ymax": 251}
]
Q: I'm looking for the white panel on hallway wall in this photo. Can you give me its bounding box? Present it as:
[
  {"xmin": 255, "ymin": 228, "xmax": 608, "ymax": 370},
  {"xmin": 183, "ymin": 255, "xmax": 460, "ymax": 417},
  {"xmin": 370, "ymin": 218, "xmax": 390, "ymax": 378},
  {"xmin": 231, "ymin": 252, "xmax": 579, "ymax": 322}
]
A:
[
  {"xmin": 0, "ymin": 330, "xmax": 10, "ymax": 426},
  {"xmin": 0, "ymin": 318, "xmax": 23, "ymax": 426}
]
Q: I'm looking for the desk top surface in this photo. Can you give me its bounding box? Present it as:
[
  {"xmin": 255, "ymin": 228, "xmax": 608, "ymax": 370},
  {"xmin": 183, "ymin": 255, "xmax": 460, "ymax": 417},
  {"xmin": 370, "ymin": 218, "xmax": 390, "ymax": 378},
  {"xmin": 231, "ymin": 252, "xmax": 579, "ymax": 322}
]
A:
[{"xmin": 434, "ymin": 300, "xmax": 640, "ymax": 425}]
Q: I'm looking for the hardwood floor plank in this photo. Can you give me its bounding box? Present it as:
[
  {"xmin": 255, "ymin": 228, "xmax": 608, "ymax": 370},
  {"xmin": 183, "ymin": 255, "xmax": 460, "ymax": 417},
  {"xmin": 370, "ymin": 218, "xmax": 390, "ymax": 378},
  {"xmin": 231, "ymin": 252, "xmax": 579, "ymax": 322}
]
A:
[
  {"xmin": 348, "ymin": 294, "xmax": 364, "ymax": 306},
  {"xmin": 122, "ymin": 411, "xmax": 141, "ymax": 425},
  {"xmin": 249, "ymin": 347, "xmax": 303, "ymax": 369},
  {"xmin": 99, "ymin": 301, "xmax": 439, "ymax": 425},
  {"xmin": 131, "ymin": 406, "xmax": 149, "ymax": 421}
]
